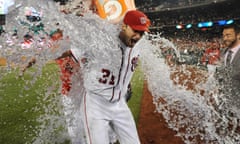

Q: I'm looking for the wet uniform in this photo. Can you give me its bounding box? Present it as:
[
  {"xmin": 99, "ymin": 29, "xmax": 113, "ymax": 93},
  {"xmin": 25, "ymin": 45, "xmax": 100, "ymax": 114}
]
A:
[{"xmin": 71, "ymin": 38, "xmax": 142, "ymax": 144}]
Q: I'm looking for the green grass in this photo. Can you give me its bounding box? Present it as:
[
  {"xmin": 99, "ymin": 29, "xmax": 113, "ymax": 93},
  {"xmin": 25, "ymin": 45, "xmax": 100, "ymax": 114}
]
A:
[
  {"xmin": 0, "ymin": 63, "xmax": 65, "ymax": 144},
  {"xmin": 0, "ymin": 63, "xmax": 144, "ymax": 144},
  {"xmin": 128, "ymin": 66, "xmax": 144, "ymax": 124}
]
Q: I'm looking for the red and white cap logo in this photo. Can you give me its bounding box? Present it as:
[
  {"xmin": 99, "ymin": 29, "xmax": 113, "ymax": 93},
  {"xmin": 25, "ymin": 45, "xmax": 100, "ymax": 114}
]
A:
[{"xmin": 123, "ymin": 10, "xmax": 151, "ymax": 32}]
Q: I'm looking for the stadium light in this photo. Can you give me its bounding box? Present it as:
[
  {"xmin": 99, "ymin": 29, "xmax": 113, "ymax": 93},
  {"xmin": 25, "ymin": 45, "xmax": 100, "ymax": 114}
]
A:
[
  {"xmin": 173, "ymin": 18, "xmax": 237, "ymax": 31},
  {"xmin": 197, "ymin": 21, "xmax": 213, "ymax": 28},
  {"xmin": 176, "ymin": 24, "xmax": 183, "ymax": 29},
  {"xmin": 185, "ymin": 24, "xmax": 192, "ymax": 29},
  {"xmin": 217, "ymin": 20, "xmax": 226, "ymax": 26},
  {"xmin": 226, "ymin": 19, "xmax": 234, "ymax": 25}
]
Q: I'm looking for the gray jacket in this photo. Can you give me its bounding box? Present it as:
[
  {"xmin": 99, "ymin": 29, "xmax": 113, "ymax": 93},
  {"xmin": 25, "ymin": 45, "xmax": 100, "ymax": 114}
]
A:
[{"xmin": 215, "ymin": 46, "xmax": 240, "ymax": 113}]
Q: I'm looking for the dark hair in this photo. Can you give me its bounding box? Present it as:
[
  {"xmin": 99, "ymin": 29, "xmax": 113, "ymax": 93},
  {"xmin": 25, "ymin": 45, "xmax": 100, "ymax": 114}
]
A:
[
  {"xmin": 53, "ymin": 0, "xmax": 68, "ymax": 5},
  {"xmin": 223, "ymin": 23, "xmax": 240, "ymax": 34}
]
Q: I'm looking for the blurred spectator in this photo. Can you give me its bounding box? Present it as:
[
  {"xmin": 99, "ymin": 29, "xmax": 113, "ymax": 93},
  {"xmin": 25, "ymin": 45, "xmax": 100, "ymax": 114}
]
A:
[{"xmin": 201, "ymin": 38, "xmax": 220, "ymax": 65}]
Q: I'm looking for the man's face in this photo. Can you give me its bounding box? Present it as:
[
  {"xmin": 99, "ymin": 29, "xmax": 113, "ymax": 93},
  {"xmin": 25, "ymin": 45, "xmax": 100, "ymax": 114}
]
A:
[
  {"xmin": 119, "ymin": 24, "xmax": 144, "ymax": 48},
  {"xmin": 222, "ymin": 28, "xmax": 237, "ymax": 48},
  {"xmin": 211, "ymin": 40, "xmax": 220, "ymax": 50}
]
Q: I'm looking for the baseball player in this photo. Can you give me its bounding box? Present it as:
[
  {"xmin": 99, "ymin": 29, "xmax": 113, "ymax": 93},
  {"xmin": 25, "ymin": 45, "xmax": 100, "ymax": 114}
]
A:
[{"xmin": 64, "ymin": 10, "xmax": 150, "ymax": 144}]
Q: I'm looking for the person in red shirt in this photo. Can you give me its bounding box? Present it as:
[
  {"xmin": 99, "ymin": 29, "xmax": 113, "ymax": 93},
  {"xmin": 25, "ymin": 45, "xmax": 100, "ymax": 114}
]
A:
[
  {"xmin": 55, "ymin": 56, "xmax": 77, "ymax": 95},
  {"xmin": 201, "ymin": 38, "xmax": 220, "ymax": 66}
]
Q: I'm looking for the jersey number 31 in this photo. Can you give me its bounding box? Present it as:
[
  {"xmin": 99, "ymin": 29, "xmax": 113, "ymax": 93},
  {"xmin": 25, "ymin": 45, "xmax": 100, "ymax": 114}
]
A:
[{"xmin": 99, "ymin": 68, "xmax": 115, "ymax": 85}]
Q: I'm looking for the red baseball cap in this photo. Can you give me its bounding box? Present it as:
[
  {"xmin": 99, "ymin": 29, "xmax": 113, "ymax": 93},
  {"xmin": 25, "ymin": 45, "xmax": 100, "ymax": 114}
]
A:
[{"xmin": 123, "ymin": 10, "xmax": 151, "ymax": 32}]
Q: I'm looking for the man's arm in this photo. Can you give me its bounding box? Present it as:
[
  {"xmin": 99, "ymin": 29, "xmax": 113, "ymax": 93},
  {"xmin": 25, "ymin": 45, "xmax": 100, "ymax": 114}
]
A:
[
  {"xmin": 21, "ymin": 57, "xmax": 36, "ymax": 73},
  {"xmin": 55, "ymin": 50, "xmax": 72, "ymax": 60}
]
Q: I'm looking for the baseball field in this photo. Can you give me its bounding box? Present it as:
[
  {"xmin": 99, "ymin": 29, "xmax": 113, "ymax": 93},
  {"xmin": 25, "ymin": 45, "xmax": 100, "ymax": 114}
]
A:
[{"xmin": 0, "ymin": 63, "xmax": 145, "ymax": 144}]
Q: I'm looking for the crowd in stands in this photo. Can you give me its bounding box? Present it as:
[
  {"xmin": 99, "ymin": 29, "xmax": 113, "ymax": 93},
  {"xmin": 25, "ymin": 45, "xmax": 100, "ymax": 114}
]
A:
[
  {"xmin": 171, "ymin": 37, "xmax": 221, "ymax": 66},
  {"xmin": 145, "ymin": 0, "xmax": 240, "ymax": 29},
  {"xmin": 156, "ymin": 33, "xmax": 222, "ymax": 68},
  {"xmin": 136, "ymin": 0, "xmax": 227, "ymax": 12}
]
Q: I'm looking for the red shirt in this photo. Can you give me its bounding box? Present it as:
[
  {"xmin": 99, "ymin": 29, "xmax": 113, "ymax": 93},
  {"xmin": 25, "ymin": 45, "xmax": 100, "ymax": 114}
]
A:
[
  {"xmin": 56, "ymin": 57, "xmax": 78, "ymax": 95},
  {"xmin": 201, "ymin": 48, "xmax": 220, "ymax": 65}
]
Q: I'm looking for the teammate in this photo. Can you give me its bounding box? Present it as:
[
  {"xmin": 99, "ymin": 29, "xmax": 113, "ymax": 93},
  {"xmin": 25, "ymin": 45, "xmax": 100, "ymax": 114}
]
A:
[{"xmin": 59, "ymin": 10, "xmax": 150, "ymax": 144}]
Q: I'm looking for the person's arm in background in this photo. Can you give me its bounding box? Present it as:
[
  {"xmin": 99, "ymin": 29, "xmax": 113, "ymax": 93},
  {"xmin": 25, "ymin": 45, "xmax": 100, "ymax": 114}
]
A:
[
  {"xmin": 21, "ymin": 57, "xmax": 36, "ymax": 74},
  {"xmin": 55, "ymin": 50, "xmax": 73, "ymax": 60}
]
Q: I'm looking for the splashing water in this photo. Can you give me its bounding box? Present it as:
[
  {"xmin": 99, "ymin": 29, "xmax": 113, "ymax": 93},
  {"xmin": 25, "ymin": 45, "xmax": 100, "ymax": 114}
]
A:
[
  {"xmin": 1, "ymin": 0, "xmax": 119, "ymax": 143},
  {"xmin": 140, "ymin": 33, "xmax": 240, "ymax": 143},
  {"xmin": 1, "ymin": 0, "xmax": 240, "ymax": 144}
]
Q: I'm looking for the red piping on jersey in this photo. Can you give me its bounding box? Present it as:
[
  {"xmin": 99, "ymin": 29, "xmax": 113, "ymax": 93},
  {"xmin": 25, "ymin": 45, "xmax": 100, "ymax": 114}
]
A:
[
  {"xmin": 84, "ymin": 92, "xmax": 93, "ymax": 144},
  {"xmin": 111, "ymin": 86, "xmax": 115, "ymax": 102},
  {"xmin": 109, "ymin": 45, "xmax": 124, "ymax": 102},
  {"xmin": 123, "ymin": 48, "xmax": 132, "ymax": 85},
  {"xmin": 118, "ymin": 91, "xmax": 121, "ymax": 101}
]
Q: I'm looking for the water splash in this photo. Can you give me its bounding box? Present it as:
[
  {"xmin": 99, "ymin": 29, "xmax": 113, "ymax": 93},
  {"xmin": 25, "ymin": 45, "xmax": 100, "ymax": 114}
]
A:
[
  {"xmin": 140, "ymin": 33, "xmax": 240, "ymax": 143},
  {"xmin": 1, "ymin": 0, "xmax": 121, "ymax": 143}
]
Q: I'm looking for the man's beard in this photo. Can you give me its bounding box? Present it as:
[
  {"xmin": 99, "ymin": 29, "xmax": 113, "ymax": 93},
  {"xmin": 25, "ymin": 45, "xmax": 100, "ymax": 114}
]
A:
[{"xmin": 225, "ymin": 39, "xmax": 237, "ymax": 48}]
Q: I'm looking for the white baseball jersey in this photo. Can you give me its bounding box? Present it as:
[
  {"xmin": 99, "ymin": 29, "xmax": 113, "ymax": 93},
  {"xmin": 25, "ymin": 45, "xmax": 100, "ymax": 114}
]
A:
[
  {"xmin": 71, "ymin": 39, "xmax": 141, "ymax": 102},
  {"xmin": 60, "ymin": 10, "xmax": 146, "ymax": 144},
  {"xmin": 70, "ymin": 37, "xmax": 143, "ymax": 144},
  {"xmin": 71, "ymin": 46, "xmax": 119, "ymax": 98},
  {"xmin": 112, "ymin": 41, "xmax": 140, "ymax": 102}
]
